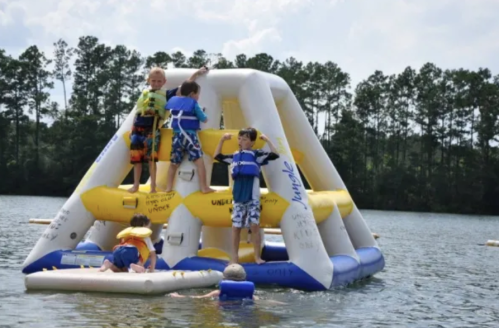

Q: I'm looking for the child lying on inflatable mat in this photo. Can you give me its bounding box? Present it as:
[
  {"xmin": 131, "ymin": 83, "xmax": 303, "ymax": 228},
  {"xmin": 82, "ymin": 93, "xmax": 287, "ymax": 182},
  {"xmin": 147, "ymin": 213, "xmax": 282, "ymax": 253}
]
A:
[
  {"xmin": 169, "ymin": 264, "xmax": 258, "ymax": 300},
  {"xmin": 99, "ymin": 214, "xmax": 157, "ymax": 273}
]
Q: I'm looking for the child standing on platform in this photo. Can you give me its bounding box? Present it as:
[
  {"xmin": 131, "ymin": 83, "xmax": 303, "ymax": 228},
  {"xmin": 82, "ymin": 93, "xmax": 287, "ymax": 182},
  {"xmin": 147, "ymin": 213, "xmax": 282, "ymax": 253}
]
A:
[
  {"xmin": 214, "ymin": 128, "xmax": 279, "ymax": 264},
  {"xmin": 164, "ymin": 81, "xmax": 215, "ymax": 194},
  {"xmin": 128, "ymin": 67, "xmax": 209, "ymax": 194}
]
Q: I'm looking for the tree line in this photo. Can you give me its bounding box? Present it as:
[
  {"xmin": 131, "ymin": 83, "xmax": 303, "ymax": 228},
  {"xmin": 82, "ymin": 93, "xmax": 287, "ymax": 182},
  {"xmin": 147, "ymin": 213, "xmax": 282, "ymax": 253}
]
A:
[{"xmin": 1, "ymin": 35, "xmax": 499, "ymax": 215}]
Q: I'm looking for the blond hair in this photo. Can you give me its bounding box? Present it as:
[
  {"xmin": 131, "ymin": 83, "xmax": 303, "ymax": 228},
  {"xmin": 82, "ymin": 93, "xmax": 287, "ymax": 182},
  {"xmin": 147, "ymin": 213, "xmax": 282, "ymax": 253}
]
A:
[
  {"xmin": 223, "ymin": 264, "xmax": 246, "ymax": 281},
  {"xmin": 146, "ymin": 67, "xmax": 166, "ymax": 83}
]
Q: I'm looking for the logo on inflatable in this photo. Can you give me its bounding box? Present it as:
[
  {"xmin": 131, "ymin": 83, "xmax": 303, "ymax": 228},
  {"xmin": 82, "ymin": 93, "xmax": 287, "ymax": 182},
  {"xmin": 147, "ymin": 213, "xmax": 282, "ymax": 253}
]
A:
[{"xmin": 282, "ymin": 161, "xmax": 307, "ymax": 210}]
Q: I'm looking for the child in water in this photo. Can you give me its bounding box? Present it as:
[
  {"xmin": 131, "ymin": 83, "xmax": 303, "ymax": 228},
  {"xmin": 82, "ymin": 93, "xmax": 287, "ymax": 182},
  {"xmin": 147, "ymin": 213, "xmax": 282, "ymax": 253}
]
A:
[
  {"xmin": 99, "ymin": 214, "xmax": 157, "ymax": 273},
  {"xmin": 164, "ymin": 80, "xmax": 215, "ymax": 194},
  {"xmin": 169, "ymin": 264, "xmax": 257, "ymax": 299}
]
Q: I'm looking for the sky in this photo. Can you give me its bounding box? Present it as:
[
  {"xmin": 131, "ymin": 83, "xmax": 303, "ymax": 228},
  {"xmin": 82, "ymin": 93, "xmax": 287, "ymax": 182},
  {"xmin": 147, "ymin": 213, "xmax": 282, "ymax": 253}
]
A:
[{"xmin": 1, "ymin": 0, "xmax": 499, "ymax": 129}]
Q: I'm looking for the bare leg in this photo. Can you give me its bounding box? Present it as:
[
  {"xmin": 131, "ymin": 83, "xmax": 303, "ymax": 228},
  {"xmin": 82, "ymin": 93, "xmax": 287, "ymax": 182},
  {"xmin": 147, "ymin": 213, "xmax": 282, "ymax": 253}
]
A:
[
  {"xmin": 251, "ymin": 224, "xmax": 265, "ymax": 264},
  {"xmin": 194, "ymin": 158, "xmax": 215, "ymax": 193},
  {"xmin": 128, "ymin": 164, "xmax": 142, "ymax": 193},
  {"xmin": 230, "ymin": 226, "xmax": 241, "ymax": 264},
  {"xmin": 165, "ymin": 163, "xmax": 179, "ymax": 192},
  {"xmin": 149, "ymin": 161, "xmax": 157, "ymax": 193},
  {"xmin": 99, "ymin": 259, "xmax": 122, "ymax": 272},
  {"xmin": 130, "ymin": 263, "xmax": 146, "ymax": 273}
]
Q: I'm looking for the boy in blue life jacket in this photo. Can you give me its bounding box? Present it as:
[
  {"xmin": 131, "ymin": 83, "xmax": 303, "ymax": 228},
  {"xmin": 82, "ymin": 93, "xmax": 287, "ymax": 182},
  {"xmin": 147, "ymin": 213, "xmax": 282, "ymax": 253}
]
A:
[
  {"xmin": 128, "ymin": 67, "xmax": 209, "ymax": 194},
  {"xmin": 164, "ymin": 81, "xmax": 215, "ymax": 194},
  {"xmin": 214, "ymin": 128, "xmax": 279, "ymax": 264},
  {"xmin": 169, "ymin": 264, "xmax": 258, "ymax": 299}
]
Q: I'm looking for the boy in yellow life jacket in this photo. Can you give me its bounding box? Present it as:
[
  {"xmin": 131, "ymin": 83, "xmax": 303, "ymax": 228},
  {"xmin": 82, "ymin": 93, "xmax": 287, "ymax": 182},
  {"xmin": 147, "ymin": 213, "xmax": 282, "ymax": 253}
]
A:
[
  {"xmin": 99, "ymin": 214, "xmax": 157, "ymax": 273},
  {"xmin": 128, "ymin": 66, "xmax": 209, "ymax": 194},
  {"xmin": 128, "ymin": 67, "xmax": 168, "ymax": 194}
]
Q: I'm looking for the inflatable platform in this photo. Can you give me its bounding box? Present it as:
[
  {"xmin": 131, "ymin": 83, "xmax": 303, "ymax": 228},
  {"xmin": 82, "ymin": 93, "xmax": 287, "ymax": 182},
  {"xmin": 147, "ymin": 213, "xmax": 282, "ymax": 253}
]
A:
[
  {"xmin": 22, "ymin": 68, "xmax": 385, "ymax": 292},
  {"xmin": 25, "ymin": 268, "xmax": 223, "ymax": 295}
]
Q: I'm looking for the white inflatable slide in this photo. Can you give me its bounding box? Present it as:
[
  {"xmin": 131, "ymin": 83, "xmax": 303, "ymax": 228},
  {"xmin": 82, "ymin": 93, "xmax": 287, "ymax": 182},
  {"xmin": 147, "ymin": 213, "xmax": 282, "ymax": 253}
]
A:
[{"xmin": 23, "ymin": 68, "xmax": 384, "ymax": 294}]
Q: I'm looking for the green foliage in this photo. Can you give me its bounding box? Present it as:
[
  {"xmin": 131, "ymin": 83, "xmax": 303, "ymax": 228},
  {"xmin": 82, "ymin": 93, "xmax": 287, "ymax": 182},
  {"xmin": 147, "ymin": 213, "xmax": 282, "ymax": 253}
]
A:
[{"xmin": 1, "ymin": 36, "xmax": 499, "ymax": 215}]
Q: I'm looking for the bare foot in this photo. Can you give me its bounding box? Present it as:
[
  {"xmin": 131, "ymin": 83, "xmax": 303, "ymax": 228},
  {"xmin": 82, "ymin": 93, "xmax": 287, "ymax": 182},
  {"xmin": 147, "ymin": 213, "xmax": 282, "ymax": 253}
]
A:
[
  {"xmin": 149, "ymin": 188, "xmax": 157, "ymax": 194},
  {"xmin": 255, "ymin": 258, "xmax": 266, "ymax": 265},
  {"xmin": 201, "ymin": 187, "xmax": 216, "ymax": 194},
  {"xmin": 130, "ymin": 263, "xmax": 146, "ymax": 273},
  {"xmin": 128, "ymin": 186, "xmax": 139, "ymax": 193},
  {"xmin": 165, "ymin": 188, "xmax": 173, "ymax": 193},
  {"xmin": 99, "ymin": 259, "xmax": 112, "ymax": 272}
]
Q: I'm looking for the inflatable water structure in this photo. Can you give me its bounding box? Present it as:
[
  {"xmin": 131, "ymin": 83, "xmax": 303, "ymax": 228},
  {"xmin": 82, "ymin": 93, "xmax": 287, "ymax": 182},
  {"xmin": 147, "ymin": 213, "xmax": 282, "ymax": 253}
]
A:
[{"xmin": 22, "ymin": 68, "xmax": 385, "ymax": 292}]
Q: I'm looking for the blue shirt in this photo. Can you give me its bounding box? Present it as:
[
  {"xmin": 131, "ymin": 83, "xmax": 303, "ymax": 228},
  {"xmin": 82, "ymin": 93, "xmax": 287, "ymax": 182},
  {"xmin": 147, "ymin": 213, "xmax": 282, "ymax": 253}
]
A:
[{"xmin": 166, "ymin": 88, "xmax": 178, "ymax": 101}]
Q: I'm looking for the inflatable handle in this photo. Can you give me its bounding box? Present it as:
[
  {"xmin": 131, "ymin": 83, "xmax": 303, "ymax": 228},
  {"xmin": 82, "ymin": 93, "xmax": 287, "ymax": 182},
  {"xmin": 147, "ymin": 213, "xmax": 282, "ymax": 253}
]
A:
[{"xmin": 219, "ymin": 280, "xmax": 255, "ymax": 300}]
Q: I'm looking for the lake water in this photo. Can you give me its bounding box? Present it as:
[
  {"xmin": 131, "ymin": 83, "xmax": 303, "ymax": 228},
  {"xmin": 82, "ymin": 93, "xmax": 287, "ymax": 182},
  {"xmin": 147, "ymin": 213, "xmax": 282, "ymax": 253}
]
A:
[{"xmin": 0, "ymin": 195, "xmax": 498, "ymax": 327}]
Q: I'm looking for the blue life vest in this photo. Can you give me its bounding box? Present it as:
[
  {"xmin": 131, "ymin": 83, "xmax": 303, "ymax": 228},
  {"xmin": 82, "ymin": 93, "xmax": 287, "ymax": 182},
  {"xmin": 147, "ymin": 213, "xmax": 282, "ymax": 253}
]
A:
[
  {"xmin": 231, "ymin": 150, "xmax": 260, "ymax": 179},
  {"xmin": 219, "ymin": 280, "xmax": 255, "ymax": 300},
  {"xmin": 165, "ymin": 96, "xmax": 200, "ymax": 131}
]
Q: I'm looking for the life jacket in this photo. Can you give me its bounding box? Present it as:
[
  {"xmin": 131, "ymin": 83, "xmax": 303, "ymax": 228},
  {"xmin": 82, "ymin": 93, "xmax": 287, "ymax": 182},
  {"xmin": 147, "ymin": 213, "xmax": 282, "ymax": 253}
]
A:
[
  {"xmin": 165, "ymin": 96, "xmax": 200, "ymax": 131},
  {"xmin": 135, "ymin": 89, "xmax": 167, "ymax": 127},
  {"xmin": 165, "ymin": 96, "xmax": 202, "ymax": 150},
  {"xmin": 114, "ymin": 227, "xmax": 153, "ymax": 263},
  {"xmin": 219, "ymin": 280, "xmax": 255, "ymax": 301},
  {"xmin": 230, "ymin": 150, "xmax": 260, "ymax": 179}
]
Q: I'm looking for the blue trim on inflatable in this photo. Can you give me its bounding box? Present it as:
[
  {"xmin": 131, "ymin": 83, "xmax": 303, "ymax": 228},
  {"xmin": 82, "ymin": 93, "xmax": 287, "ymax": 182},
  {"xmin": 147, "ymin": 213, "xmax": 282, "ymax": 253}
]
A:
[
  {"xmin": 75, "ymin": 241, "xmax": 102, "ymax": 251},
  {"xmin": 261, "ymin": 242, "xmax": 289, "ymax": 262},
  {"xmin": 22, "ymin": 245, "xmax": 384, "ymax": 291},
  {"xmin": 22, "ymin": 250, "xmax": 170, "ymax": 274},
  {"xmin": 357, "ymin": 247, "xmax": 385, "ymax": 278},
  {"xmin": 261, "ymin": 242, "xmax": 384, "ymax": 278},
  {"xmin": 172, "ymin": 256, "xmax": 326, "ymax": 291},
  {"xmin": 330, "ymin": 255, "xmax": 361, "ymax": 286}
]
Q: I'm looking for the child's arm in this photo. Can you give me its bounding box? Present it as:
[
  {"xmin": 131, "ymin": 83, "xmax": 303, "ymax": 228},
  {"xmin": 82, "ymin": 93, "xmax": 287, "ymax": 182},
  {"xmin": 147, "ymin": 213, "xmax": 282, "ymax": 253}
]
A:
[
  {"xmin": 214, "ymin": 133, "xmax": 232, "ymax": 158},
  {"xmin": 254, "ymin": 134, "xmax": 280, "ymax": 166},
  {"xmin": 148, "ymin": 251, "xmax": 157, "ymax": 273},
  {"xmin": 169, "ymin": 290, "xmax": 220, "ymax": 299},
  {"xmin": 144, "ymin": 237, "xmax": 157, "ymax": 272},
  {"xmin": 194, "ymin": 103, "xmax": 208, "ymax": 123},
  {"xmin": 187, "ymin": 66, "xmax": 209, "ymax": 82},
  {"xmin": 260, "ymin": 134, "xmax": 279, "ymax": 154}
]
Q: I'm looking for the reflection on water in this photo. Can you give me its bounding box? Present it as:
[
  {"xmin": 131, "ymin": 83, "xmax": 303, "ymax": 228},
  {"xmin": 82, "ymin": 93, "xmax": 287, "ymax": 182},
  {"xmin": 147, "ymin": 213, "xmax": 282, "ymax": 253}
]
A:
[{"xmin": 1, "ymin": 196, "xmax": 499, "ymax": 327}]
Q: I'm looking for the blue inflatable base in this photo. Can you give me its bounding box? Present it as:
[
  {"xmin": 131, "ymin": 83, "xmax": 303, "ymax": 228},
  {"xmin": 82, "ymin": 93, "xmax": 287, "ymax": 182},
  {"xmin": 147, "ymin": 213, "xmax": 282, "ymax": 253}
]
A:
[{"xmin": 23, "ymin": 242, "xmax": 384, "ymax": 291}]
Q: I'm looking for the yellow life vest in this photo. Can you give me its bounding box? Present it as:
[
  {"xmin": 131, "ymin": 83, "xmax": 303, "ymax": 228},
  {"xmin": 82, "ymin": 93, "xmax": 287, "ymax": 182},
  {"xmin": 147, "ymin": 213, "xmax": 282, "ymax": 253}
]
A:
[
  {"xmin": 117, "ymin": 227, "xmax": 152, "ymax": 239},
  {"xmin": 136, "ymin": 89, "xmax": 167, "ymax": 119},
  {"xmin": 114, "ymin": 227, "xmax": 153, "ymax": 263}
]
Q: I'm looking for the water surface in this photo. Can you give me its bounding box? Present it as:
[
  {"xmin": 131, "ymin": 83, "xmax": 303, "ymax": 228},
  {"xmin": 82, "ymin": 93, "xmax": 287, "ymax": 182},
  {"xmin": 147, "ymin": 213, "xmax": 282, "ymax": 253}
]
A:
[{"xmin": 1, "ymin": 195, "xmax": 498, "ymax": 327}]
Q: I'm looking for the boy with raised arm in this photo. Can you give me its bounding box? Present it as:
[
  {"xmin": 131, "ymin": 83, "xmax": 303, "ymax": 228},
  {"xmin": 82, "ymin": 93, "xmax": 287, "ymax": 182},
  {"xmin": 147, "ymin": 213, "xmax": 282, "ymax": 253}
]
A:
[
  {"xmin": 214, "ymin": 128, "xmax": 279, "ymax": 264},
  {"xmin": 128, "ymin": 67, "xmax": 209, "ymax": 194}
]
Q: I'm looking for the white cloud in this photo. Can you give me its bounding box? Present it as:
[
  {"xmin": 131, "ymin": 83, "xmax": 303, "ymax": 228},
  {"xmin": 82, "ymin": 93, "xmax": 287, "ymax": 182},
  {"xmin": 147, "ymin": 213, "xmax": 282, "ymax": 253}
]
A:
[
  {"xmin": 222, "ymin": 28, "xmax": 282, "ymax": 59},
  {"xmin": 0, "ymin": 0, "xmax": 498, "ymax": 120}
]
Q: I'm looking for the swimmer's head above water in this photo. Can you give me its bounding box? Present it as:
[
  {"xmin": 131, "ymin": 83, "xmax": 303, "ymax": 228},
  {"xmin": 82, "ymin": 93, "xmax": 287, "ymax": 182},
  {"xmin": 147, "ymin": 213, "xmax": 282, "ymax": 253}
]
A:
[{"xmin": 223, "ymin": 263, "xmax": 246, "ymax": 281}]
